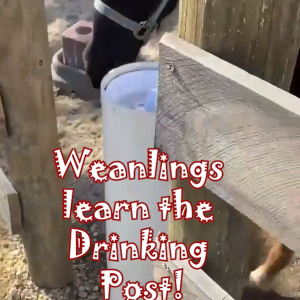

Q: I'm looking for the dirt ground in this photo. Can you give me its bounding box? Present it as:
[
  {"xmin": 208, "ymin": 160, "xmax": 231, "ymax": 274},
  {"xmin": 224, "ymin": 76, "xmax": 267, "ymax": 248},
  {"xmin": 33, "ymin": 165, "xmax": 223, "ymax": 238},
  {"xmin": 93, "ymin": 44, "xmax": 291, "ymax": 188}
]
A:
[
  {"xmin": 0, "ymin": 0, "xmax": 299, "ymax": 299},
  {"xmin": 0, "ymin": 94, "xmax": 105, "ymax": 300}
]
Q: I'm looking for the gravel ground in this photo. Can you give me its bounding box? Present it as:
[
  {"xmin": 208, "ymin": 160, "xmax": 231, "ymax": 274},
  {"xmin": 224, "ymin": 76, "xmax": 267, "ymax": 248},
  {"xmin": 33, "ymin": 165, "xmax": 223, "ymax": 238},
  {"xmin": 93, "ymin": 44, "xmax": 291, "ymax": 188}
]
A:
[
  {"xmin": 0, "ymin": 219, "xmax": 105, "ymax": 300},
  {"xmin": 0, "ymin": 95, "xmax": 106, "ymax": 300}
]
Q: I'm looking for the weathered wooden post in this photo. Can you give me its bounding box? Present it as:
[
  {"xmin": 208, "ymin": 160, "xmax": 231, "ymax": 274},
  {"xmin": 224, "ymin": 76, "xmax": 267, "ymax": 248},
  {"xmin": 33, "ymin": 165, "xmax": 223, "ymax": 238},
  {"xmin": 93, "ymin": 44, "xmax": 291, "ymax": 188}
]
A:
[
  {"xmin": 178, "ymin": 0, "xmax": 300, "ymax": 92},
  {"xmin": 157, "ymin": 32, "xmax": 300, "ymax": 299},
  {"xmin": 161, "ymin": 1, "xmax": 300, "ymax": 298},
  {"xmin": 0, "ymin": 0, "xmax": 73, "ymax": 288}
]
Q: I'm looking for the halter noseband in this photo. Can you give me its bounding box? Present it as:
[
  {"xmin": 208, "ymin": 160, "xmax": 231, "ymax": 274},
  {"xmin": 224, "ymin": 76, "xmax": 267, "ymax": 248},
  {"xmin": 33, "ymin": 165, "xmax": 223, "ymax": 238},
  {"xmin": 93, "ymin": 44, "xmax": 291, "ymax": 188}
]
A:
[{"xmin": 93, "ymin": 0, "xmax": 171, "ymax": 41}]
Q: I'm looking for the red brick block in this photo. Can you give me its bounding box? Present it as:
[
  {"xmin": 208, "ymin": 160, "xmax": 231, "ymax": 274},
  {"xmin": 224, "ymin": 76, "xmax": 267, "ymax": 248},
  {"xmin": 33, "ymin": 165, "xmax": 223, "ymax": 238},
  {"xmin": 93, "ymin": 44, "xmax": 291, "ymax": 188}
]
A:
[{"xmin": 62, "ymin": 20, "xmax": 93, "ymax": 71}]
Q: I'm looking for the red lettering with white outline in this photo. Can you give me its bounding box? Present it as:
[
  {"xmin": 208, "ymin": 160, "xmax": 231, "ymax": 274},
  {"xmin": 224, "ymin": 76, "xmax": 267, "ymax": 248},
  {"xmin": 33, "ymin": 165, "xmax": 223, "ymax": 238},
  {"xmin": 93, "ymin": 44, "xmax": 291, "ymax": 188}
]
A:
[
  {"xmin": 73, "ymin": 200, "xmax": 94, "ymax": 223},
  {"xmin": 108, "ymin": 233, "xmax": 120, "ymax": 261},
  {"xmin": 69, "ymin": 200, "xmax": 155, "ymax": 222},
  {"xmin": 189, "ymin": 160, "xmax": 209, "ymax": 189},
  {"xmin": 143, "ymin": 282, "xmax": 158, "ymax": 300},
  {"xmin": 157, "ymin": 196, "xmax": 172, "ymax": 221},
  {"xmin": 127, "ymin": 161, "xmax": 148, "ymax": 180},
  {"xmin": 77, "ymin": 229, "xmax": 208, "ymax": 265},
  {"xmin": 99, "ymin": 272, "xmax": 185, "ymax": 300},
  {"xmin": 92, "ymin": 241, "xmax": 110, "ymax": 261},
  {"xmin": 94, "ymin": 202, "xmax": 112, "ymax": 221},
  {"xmin": 113, "ymin": 200, "xmax": 131, "ymax": 221},
  {"xmin": 147, "ymin": 148, "xmax": 159, "ymax": 179},
  {"xmin": 100, "ymin": 269, "xmax": 123, "ymax": 300},
  {"xmin": 62, "ymin": 188, "xmax": 74, "ymax": 219},
  {"xmin": 173, "ymin": 269, "xmax": 183, "ymax": 300},
  {"xmin": 54, "ymin": 148, "xmax": 224, "ymax": 189},
  {"xmin": 208, "ymin": 160, "xmax": 224, "ymax": 181},
  {"xmin": 88, "ymin": 160, "xmax": 108, "ymax": 183},
  {"xmin": 172, "ymin": 188, "xmax": 193, "ymax": 220},
  {"xmin": 122, "ymin": 281, "xmax": 144, "ymax": 300},
  {"xmin": 108, "ymin": 161, "xmax": 127, "ymax": 181},
  {"xmin": 140, "ymin": 228, "xmax": 158, "ymax": 261},
  {"xmin": 157, "ymin": 232, "xmax": 168, "ymax": 261},
  {"xmin": 120, "ymin": 241, "xmax": 140, "ymax": 260},
  {"xmin": 69, "ymin": 228, "xmax": 91, "ymax": 260},
  {"xmin": 188, "ymin": 241, "xmax": 208, "ymax": 269},
  {"xmin": 53, "ymin": 147, "xmax": 92, "ymax": 179},
  {"xmin": 130, "ymin": 201, "xmax": 150, "ymax": 220},
  {"xmin": 158, "ymin": 152, "xmax": 169, "ymax": 181},
  {"xmin": 169, "ymin": 161, "xmax": 189, "ymax": 180},
  {"xmin": 69, "ymin": 197, "xmax": 214, "ymax": 223},
  {"xmin": 169, "ymin": 242, "xmax": 188, "ymax": 260},
  {"xmin": 194, "ymin": 200, "xmax": 214, "ymax": 223},
  {"xmin": 159, "ymin": 277, "xmax": 172, "ymax": 300}
]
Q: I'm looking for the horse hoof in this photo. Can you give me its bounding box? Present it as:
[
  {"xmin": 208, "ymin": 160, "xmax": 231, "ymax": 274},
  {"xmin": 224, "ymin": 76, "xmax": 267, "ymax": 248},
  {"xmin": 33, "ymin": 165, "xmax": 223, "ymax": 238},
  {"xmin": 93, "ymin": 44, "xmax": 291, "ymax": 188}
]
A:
[{"xmin": 249, "ymin": 266, "xmax": 273, "ymax": 291}]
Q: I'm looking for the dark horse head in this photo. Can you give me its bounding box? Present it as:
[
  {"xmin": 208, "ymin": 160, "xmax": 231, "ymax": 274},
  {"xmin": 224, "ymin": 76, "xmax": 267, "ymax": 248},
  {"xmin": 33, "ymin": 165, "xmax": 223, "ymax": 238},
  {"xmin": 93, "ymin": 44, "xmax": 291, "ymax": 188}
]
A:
[{"xmin": 84, "ymin": 0, "xmax": 179, "ymax": 89}]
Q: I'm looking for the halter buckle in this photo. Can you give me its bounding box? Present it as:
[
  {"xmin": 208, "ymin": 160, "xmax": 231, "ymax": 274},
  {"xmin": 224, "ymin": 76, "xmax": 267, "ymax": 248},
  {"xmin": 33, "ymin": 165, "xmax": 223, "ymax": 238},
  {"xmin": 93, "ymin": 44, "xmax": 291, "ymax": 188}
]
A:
[{"xmin": 133, "ymin": 21, "xmax": 157, "ymax": 41}]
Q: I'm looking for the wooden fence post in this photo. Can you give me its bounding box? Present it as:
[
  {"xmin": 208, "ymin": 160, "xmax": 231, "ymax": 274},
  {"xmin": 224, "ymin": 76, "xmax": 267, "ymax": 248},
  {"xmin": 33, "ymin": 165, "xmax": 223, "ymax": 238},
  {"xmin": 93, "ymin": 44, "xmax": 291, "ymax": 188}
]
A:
[
  {"xmin": 157, "ymin": 32, "xmax": 300, "ymax": 299},
  {"xmin": 178, "ymin": 0, "xmax": 300, "ymax": 92},
  {"xmin": 0, "ymin": 0, "xmax": 73, "ymax": 288}
]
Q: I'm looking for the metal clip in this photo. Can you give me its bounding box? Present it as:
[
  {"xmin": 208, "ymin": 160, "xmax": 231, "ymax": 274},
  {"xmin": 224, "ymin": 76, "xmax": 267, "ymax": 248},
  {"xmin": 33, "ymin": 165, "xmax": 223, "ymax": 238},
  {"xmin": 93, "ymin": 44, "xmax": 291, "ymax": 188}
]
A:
[{"xmin": 133, "ymin": 21, "xmax": 157, "ymax": 41}]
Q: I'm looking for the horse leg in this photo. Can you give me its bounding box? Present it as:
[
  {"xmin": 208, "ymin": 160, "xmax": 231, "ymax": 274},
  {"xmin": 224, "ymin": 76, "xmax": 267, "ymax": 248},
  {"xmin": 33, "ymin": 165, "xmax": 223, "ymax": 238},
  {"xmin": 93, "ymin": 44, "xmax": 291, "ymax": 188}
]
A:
[{"xmin": 249, "ymin": 242, "xmax": 294, "ymax": 290}]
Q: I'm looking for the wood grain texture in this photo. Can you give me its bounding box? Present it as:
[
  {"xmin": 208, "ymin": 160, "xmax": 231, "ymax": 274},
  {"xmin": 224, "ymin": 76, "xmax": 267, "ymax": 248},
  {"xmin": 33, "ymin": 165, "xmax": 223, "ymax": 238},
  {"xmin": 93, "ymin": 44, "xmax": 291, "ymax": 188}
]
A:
[
  {"xmin": 0, "ymin": 168, "xmax": 22, "ymax": 234},
  {"xmin": 167, "ymin": 177, "xmax": 265, "ymax": 300},
  {"xmin": 264, "ymin": 0, "xmax": 300, "ymax": 91},
  {"xmin": 178, "ymin": 0, "xmax": 300, "ymax": 91},
  {"xmin": 155, "ymin": 233, "xmax": 234, "ymax": 300},
  {"xmin": 157, "ymin": 33, "xmax": 300, "ymax": 257},
  {"xmin": 153, "ymin": 260, "xmax": 213, "ymax": 300},
  {"xmin": 0, "ymin": 0, "xmax": 73, "ymax": 288}
]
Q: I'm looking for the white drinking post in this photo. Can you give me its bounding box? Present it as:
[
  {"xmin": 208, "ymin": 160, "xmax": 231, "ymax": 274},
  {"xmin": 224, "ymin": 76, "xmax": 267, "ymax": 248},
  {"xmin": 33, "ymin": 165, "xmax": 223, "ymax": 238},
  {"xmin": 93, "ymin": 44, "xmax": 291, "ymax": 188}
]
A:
[{"xmin": 101, "ymin": 62, "xmax": 170, "ymax": 299}]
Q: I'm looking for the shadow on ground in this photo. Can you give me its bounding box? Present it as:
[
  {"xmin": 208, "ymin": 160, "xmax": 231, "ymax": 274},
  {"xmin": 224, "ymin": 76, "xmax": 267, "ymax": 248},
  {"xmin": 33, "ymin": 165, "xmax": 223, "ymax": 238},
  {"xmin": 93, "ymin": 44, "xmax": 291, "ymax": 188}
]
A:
[{"xmin": 242, "ymin": 287, "xmax": 299, "ymax": 300}]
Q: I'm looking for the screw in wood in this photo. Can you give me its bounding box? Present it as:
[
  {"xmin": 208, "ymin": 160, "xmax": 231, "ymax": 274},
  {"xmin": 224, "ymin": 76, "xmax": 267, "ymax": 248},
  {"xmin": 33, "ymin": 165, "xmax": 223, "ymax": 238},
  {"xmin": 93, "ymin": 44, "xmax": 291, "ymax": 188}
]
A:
[{"xmin": 167, "ymin": 62, "xmax": 175, "ymax": 72}]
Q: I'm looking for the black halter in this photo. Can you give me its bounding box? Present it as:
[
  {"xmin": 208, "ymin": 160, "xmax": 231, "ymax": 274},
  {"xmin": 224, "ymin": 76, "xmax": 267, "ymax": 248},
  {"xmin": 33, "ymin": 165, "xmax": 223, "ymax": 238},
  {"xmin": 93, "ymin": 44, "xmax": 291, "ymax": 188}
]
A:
[{"xmin": 93, "ymin": 0, "xmax": 171, "ymax": 41}]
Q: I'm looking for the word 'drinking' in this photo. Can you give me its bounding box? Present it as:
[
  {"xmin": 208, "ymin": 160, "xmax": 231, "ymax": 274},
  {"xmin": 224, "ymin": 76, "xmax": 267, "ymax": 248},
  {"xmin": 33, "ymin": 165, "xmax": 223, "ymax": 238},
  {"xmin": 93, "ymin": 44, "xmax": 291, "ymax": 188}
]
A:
[{"xmin": 70, "ymin": 228, "xmax": 208, "ymax": 270}]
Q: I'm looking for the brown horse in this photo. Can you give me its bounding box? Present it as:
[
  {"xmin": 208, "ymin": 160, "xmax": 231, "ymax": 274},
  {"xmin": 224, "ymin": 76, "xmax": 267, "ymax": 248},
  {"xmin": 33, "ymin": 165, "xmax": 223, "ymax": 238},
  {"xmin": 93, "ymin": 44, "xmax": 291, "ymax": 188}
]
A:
[{"xmin": 249, "ymin": 242, "xmax": 294, "ymax": 290}]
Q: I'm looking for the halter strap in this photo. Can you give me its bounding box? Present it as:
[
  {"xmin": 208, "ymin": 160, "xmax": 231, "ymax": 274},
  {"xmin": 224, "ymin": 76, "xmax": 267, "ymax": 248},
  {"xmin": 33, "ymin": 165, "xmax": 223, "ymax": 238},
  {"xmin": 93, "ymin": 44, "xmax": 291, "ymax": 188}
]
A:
[{"xmin": 94, "ymin": 0, "xmax": 171, "ymax": 41}]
